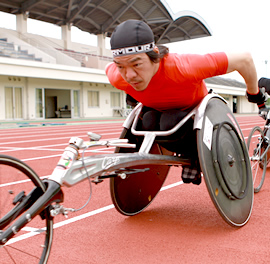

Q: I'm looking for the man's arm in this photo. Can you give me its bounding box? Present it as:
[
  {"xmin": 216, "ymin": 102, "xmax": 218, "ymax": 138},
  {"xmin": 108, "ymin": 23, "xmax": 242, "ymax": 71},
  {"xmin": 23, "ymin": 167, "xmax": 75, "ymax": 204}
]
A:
[
  {"xmin": 226, "ymin": 52, "xmax": 269, "ymax": 119},
  {"xmin": 226, "ymin": 52, "xmax": 258, "ymax": 94}
]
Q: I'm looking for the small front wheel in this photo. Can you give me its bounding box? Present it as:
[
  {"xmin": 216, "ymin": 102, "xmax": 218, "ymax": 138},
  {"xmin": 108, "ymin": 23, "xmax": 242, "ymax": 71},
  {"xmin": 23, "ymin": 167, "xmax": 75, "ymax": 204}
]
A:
[
  {"xmin": 247, "ymin": 126, "xmax": 267, "ymax": 193},
  {"xmin": 0, "ymin": 155, "xmax": 53, "ymax": 264}
]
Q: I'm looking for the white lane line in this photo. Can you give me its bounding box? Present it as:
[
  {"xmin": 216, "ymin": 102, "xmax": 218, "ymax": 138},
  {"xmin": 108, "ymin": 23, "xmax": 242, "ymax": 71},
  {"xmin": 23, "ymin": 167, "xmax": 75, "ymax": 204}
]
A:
[
  {"xmin": 53, "ymin": 181, "xmax": 183, "ymax": 229},
  {"xmin": 0, "ymin": 131, "xmax": 121, "ymax": 146},
  {"xmin": 4, "ymin": 180, "xmax": 183, "ymax": 245},
  {"xmin": 0, "ymin": 175, "xmax": 49, "ymax": 187},
  {"xmin": 0, "ymin": 127, "xmax": 122, "ymax": 141},
  {"xmin": 0, "ymin": 148, "xmax": 115, "ymax": 162}
]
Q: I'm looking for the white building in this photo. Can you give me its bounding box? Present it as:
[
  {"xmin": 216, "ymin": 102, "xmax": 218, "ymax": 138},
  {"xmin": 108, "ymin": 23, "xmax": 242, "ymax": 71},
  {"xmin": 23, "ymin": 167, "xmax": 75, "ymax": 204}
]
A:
[{"xmin": 0, "ymin": 11, "xmax": 257, "ymax": 121}]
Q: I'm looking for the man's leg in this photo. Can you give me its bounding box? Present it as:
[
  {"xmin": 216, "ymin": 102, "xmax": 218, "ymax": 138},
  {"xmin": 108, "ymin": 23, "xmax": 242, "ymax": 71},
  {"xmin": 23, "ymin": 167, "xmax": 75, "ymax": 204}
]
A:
[
  {"xmin": 141, "ymin": 110, "xmax": 161, "ymax": 131},
  {"xmin": 160, "ymin": 110, "xmax": 201, "ymax": 185}
]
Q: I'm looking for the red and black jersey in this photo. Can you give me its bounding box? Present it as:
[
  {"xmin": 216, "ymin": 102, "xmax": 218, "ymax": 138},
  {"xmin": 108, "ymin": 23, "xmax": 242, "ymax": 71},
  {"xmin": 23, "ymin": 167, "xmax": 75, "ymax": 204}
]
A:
[{"xmin": 106, "ymin": 52, "xmax": 228, "ymax": 111}]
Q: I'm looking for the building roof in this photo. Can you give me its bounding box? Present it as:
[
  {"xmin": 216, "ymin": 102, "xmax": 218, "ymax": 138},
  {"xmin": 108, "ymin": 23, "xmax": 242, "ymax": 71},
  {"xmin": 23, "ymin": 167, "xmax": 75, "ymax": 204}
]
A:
[
  {"xmin": 205, "ymin": 76, "xmax": 246, "ymax": 88},
  {"xmin": 0, "ymin": 0, "xmax": 212, "ymax": 44}
]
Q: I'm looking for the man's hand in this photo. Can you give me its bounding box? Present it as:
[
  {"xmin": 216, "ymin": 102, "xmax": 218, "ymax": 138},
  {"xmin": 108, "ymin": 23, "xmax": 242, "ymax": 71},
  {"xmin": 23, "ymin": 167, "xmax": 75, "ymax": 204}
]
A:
[{"xmin": 246, "ymin": 89, "xmax": 267, "ymax": 104}]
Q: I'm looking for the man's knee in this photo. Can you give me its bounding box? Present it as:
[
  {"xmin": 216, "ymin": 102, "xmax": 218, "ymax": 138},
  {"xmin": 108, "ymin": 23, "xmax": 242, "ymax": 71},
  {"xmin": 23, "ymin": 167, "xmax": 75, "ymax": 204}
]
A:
[
  {"xmin": 142, "ymin": 110, "xmax": 161, "ymax": 131},
  {"xmin": 160, "ymin": 110, "xmax": 188, "ymax": 131}
]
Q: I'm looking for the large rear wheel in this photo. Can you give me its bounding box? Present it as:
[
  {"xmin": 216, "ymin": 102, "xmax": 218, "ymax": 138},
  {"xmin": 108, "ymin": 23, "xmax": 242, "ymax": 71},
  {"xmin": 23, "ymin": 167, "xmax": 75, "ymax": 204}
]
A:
[
  {"xmin": 110, "ymin": 128, "xmax": 171, "ymax": 216},
  {"xmin": 197, "ymin": 98, "xmax": 253, "ymax": 227}
]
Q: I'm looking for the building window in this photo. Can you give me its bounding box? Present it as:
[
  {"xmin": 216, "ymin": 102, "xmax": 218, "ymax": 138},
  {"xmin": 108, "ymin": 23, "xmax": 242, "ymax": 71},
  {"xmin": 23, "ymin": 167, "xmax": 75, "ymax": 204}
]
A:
[
  {"xmin": 88, "ymin": 91, "xmax": 99, "ymax": 107},
  {"xmin": 5, "ymin": 86, "xmax": 23, "ymax": 119},
  {"xmin": 110, "ymin": 92, "xmax": 121, "ymax": 108},
  {"xmin": 35, "ymin": 88, "xmax": 43, "ymax": 118}
]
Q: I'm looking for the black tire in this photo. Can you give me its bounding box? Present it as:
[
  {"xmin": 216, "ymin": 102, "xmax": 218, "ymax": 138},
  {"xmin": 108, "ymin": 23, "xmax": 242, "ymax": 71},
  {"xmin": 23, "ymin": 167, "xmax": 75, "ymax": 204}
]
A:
[
  {"xmin": 0, "ymin": 154, "xmax": 53, "ymax": 264},
  {"xmin": 197, "ymin": 98, "xmax": 253, "ymax": 227},
  {"xmin": 247, "ymin": 126, "xmax": 267, "ymax": 193}
]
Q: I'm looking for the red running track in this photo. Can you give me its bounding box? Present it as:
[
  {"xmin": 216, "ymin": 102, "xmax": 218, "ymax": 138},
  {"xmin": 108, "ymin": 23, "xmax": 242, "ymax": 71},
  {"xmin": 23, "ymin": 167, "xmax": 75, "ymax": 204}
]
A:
[{"xmin": 1, "ymin": 115, "xmax": 270, "ymax": 264}]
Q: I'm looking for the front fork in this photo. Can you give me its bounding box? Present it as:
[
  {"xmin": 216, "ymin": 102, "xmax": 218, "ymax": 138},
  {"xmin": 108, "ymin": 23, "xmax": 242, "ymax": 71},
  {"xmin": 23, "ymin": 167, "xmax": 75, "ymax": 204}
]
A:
[{"xmin": 0, "ymin": 180, "xmax": 63, "ymax": 245}]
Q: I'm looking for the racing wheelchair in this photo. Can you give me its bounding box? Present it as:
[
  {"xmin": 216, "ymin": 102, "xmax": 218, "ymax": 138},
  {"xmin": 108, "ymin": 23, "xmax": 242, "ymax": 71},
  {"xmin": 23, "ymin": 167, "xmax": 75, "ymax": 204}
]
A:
[
  {"xmin": 111, "ymin": 93, "xmax": 253, "ymax": 223},
  {"xmin": 0, "ymin": 93, "xmax": 253, "ymax": 264}
]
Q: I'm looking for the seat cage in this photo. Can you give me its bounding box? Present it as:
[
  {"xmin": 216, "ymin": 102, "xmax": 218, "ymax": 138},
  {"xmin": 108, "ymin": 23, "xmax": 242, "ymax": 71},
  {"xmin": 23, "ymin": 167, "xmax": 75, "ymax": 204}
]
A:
[{"xmin": 122, "ymin": 93, "xmax": 227, "ymax": 153}]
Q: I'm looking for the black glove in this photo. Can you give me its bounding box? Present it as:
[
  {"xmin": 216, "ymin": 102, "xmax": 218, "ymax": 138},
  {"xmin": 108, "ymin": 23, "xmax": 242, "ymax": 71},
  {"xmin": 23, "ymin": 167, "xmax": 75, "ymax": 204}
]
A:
[
  {"xmin": 258, "ymin": 77, "xmax": 270, "ymax": 94},
  {"xmin": 246, "ymin": 89, "xmax": 267, "ymax": 104},
  {"xmin": 258, "ymin": 104, "xmax": 269, "ymax": 120}
]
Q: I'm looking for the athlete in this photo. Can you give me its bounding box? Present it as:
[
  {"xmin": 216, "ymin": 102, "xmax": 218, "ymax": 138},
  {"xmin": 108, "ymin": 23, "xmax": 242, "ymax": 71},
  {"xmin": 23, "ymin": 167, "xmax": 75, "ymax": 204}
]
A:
[{"xmin": 105, "ymin": 19, "xmax": 265, "ymax": 184}]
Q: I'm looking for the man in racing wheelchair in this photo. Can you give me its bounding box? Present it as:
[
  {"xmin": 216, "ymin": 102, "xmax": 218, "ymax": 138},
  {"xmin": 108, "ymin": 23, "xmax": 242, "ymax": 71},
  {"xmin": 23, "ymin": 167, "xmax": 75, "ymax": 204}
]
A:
[{"xmin": 105, "ymin": 19, "xmax": 264, "ymax": 185}]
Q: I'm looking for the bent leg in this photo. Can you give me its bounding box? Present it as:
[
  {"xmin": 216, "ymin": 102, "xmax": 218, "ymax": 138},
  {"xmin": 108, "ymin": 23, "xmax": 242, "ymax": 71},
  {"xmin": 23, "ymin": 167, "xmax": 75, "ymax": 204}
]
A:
[
  {"xmin": 160, "ymin": 109, "xmax": 201, "ymax": 184},
  {"xmin": 141, "ymin": 109, "xmax": 161, "ymax": 131}
]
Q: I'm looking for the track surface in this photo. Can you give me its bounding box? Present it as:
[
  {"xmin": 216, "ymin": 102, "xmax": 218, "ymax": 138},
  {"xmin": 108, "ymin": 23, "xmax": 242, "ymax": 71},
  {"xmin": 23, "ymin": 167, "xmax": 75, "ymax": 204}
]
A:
[{"xmin": 1, "ymin": 115, "xmax": 270, "ymax": 264}]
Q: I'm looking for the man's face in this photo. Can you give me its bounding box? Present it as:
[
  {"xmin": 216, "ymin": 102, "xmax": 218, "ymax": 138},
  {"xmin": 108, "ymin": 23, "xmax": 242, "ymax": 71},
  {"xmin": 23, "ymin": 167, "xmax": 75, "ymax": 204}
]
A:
[{"xmin": 113, "ymin": 53, "xmax": 159, "ymax": 91}]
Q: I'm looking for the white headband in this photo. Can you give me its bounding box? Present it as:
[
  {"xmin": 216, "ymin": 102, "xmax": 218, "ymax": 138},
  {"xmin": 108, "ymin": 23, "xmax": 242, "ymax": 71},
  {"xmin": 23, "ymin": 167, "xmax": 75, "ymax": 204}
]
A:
[{"xmin": 112, "ymin": 41, "xmax": 155, "ymax": 57}]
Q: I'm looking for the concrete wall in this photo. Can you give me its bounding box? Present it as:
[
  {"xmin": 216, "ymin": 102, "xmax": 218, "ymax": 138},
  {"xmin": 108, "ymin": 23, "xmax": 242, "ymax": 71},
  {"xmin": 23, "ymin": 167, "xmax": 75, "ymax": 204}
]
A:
[{"xmin": 0, "ymin": 74, "xmax": 127, "ymax": 120}]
